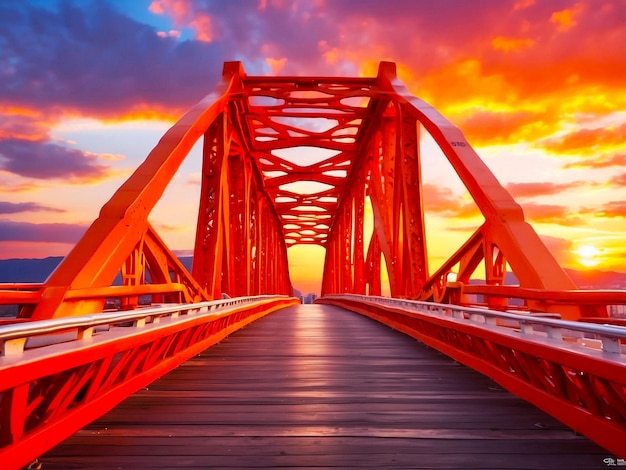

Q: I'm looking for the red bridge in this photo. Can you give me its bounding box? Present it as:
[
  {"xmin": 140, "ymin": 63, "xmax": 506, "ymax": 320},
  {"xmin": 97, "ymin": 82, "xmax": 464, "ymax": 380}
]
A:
[{"xmin": 1, "ymin": 62, "xmax": 625, "ymax": 469}]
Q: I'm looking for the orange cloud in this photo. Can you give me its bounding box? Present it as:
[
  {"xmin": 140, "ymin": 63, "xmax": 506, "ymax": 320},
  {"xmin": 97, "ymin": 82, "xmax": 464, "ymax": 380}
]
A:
[
  {"xmin": 100, "ymin": 106, "xmax": 180, "ymax": 123},
  {"xmin": 319, "ymin": 41, "xmax": 341, "ymax": 65},
  {"xmin": 597, "ymin": 201, "xmax": 626, "ymax": 218},
  {"xmin": 455, "ymin": 110, "xmax": 540, "ymax": 146},
  {"xmin": 563, "ymin": 153, "xmax": 626, "ymax": 169},
  {"xmin": 491, "ymin": 36, "xmax": 535, "ymax": 52},
  {"xmin": 543, "ymin": 123, "xmax": 626, "ymax": 154},
  {"xmin": 506, "ymin": 181, "xmax": 586, "ymax": 199},
  {"xmin": 0, "ymin": 108, "xmax": 58, "ymax": 141},
  {"xmin": 422, "ymin": 184, "xmax": 481, "ymax": 219},
  {"xmin": 580, "ymin": 200, "xmax": 626, "ymax": 218},
  {"xmin": 99, "ymin": 153, "xmax": 126, "ymax": 162},
  {"xmin": 609, "ymin": 172, "xmax": 626, "ymax": 186},
  {"xmin": 422, "ymin": 184, "xmax": 461, "ymax": 213},
  {"xmin": 416, "ymin": 59, "xmax": 515, "ymax": 117},
  {"xmin": 520, "ymin": 202, "xmax": 586, "ymax": 226},
  {"xmin": 550, "ymin": 5, "xmax": 582, "ymax": 31},
  {"xmin": 266, "ymin": 57, "xmax": 288, "ymax": 74}
]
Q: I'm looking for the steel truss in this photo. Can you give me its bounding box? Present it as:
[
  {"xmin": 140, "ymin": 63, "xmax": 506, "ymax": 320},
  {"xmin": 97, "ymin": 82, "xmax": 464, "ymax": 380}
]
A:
[{"xmin": 0, "ymin": 61, "xmax": 620, "ymax": 320}]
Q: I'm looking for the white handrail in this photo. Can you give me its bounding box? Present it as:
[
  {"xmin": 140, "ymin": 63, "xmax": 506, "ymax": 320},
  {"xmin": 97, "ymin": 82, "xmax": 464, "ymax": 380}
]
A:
[
  {"xmin": 323, "ymin": 294, "xmax": 626, "ymax": 355},
  {"xmin": 0, "ymin": 295, "xmax": 291, "ymax": 357}
]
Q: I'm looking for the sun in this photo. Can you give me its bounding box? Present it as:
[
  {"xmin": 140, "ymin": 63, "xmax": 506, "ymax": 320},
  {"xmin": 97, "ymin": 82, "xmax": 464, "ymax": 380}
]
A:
[{"xmin": 573, "ymin": 245, "xmax": 601, "ymax": 268}]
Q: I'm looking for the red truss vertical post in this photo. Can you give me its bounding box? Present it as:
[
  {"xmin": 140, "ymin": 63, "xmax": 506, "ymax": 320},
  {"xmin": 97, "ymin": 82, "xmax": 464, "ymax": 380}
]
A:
[
  {"xmin": 257, "ymin": 198, "xmax": 267, "ymax": 294},
  {"xmin": 256, "ymin": 198, "xmax": 265, "ymax": 295},
  {"xmin": 482, "ymin": 239, "xmax": 509, "ymax": 309},
  {"xmin": 249, "ymin": 195, "xmax": 258, "ymax": 295},
  {"xmin": 368, "ymin": 115, "xmax": 399, "ymax": 296},
  {"xmin": 323, "ymin": 196, "xmax": 352, "ymax": 295},
  {"xmin": 321, "ymin": 236, "xmax": 335, "ymax": 296},
  {"xmin": 341, "ymin": 202, "xmax": 353, "ymax": 293},
  {"xmin": 353, "ymin": 188, "xmax": 366, "ymax": 294},
  {"xmin": 380, "ymin": 112, "xmax": 398, "ymax": 295},
  {"xmin": 251, "ymin": 195, "xmax": 291, "ymax": 295},
  {"xmin": 321, "ymin": 135, "xmax": 372, "ymax": 296},
  {"xmin": 331, "ymin": 213, "xmax": 343, "ymax": 293},
  {"xmin": 323, "ymin": 132, "xmax": 383, "ymax": 297},
  {"xmin": 141, "ymin": 225, "xmax": 206, "ymax": 304},
  {"xmin": 334, "ymin": 231, "xmax": 341, "ymax": 294},
  {"xmin": 227, "ymin": 149, "xmax": 249, "ymax": 297},
  {"xmin": 364, "ymin": 232, "xmax": 382, "ymax": 296},
  {"xmin": 267, "ymin": 222, "xmax": 276, "ymax": 293},
  {"xmin": 193, "ymin": 117, "xmax": 291, "ymax": 298},
  {"xmin": 219, "ymin": 159, "xmax": 233, "ymax": 297},
  {"xmin": 397, "ymin": 105, "xmax": 428, "ymax": 297},
  {"xmin": 265, "ymin": 212, "xmax": 291, "ymax": 295},
  {"xmin": 277, "ymin": 217, "xmax": 292, "ymax": 295},
  {"xmin": 275, "ymin": 214, "xmax": 292, "ymax": 295},
  {"xmin": 321, "ymin": 192, "xmax": 340, "ymax": 295},
  {"xmin": 357, "ymin": 102, "xmax": 429, "ymax": 299},
  {"xmin": 192, "ymin": 112, "xmax": 231, "ymax": 299},
  {"xmin": 120, "ymin": 240, "xmax": 144, "ymax": 310},
  {"xmin": 244, "ymin": 159, "xmax": 255, "ymax": 296}
]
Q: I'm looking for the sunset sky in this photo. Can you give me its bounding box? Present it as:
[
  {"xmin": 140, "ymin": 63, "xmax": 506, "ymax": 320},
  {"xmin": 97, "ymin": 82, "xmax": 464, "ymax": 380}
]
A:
[{"xmin": 1, "ymin": 0, "xmax": 625, "ymax": 294}]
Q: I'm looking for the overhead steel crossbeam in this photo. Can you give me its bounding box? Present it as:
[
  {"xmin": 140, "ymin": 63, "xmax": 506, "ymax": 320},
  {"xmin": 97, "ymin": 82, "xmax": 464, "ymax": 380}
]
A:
[{"xmin": 231, "ymin": 75, "xmax": 383, "ymax": 246}]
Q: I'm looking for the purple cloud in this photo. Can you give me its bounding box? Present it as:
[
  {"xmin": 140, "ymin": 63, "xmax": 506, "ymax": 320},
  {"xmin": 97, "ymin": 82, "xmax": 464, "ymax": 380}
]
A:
[
  {"xmin": 0, "ymin": 201, "xmax": 65, "ymax": 214},
  {"xmin": 0, "ymin": 220, "xmax": 87, "ymax": 243},
  {"xmin": 0, "ymin": 1, "xmax": 224, "ymax": 116},
  {"xmin": 0, "ymin": 138, "xmax": 108, "ymax": 180}
]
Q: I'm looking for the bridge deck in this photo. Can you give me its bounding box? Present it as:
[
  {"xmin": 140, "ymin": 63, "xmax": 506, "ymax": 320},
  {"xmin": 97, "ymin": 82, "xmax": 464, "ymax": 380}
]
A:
[{"xmin": 41, "ymin": 304, "xmax": 609, "ymax": 469}]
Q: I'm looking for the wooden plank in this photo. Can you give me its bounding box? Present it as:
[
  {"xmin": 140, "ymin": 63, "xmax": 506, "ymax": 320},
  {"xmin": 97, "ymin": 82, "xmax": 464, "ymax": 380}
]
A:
[{"xmin": 40, "ymin": 304, "xmax": 612, "ymax": 469}]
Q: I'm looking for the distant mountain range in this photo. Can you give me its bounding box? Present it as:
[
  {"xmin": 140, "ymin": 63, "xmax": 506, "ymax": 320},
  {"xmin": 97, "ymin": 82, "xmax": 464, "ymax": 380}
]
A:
[
  {"xmin": 0, "ymin": 257, "xmax": 63, "ymax": 283},
  {"xmin": 563, "ymin": 268, "xmax": 626, "ymax": 289},
  {"xmin": 0, "ymin": 256, "xmax": 625, "ymax": 290}
]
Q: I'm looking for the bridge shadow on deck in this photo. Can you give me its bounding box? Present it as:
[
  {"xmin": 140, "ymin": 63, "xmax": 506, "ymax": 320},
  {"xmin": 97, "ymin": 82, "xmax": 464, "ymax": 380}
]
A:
[{"xmin": 42, "ymin": 304, "xmax": 609, "ymax": 469}]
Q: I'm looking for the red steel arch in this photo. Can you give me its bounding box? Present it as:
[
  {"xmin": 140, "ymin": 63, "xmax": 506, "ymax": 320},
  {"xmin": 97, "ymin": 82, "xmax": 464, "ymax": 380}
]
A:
[{"xmin": 0, "ymin": 61, "xmax": 614, "ymax": 320}]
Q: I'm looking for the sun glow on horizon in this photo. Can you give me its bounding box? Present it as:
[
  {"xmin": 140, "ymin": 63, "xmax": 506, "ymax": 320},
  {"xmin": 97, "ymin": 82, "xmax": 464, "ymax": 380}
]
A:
[{"xmin": 573, "ymin": 244, "xmax": 603, "ymax": 268}]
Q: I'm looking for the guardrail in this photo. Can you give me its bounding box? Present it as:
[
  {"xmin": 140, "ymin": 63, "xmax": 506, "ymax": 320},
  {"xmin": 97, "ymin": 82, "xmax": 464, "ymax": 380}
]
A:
[
  {"xmin": 0, "ymin": 295, "xmax": 299, "ymax": 470},
  {"xmin": 323, "ymin": 294, "xmax": 626, "ymax": 355},
  {"xmin": 317, "ymin": 294, "xmax": 626, "ymax": 459},
  {"xmin": 0, "ymin": 295, "xmax": 287, "ymax": 357}
]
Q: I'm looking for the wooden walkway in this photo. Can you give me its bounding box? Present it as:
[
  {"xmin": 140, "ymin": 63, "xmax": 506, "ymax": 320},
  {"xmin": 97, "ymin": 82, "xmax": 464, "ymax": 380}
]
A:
[{"xmin": 41, "ymin": 304, "xmax": 610, "ymax": 469}]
